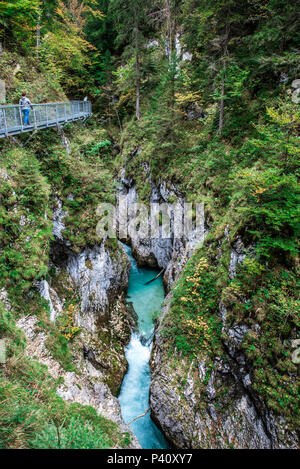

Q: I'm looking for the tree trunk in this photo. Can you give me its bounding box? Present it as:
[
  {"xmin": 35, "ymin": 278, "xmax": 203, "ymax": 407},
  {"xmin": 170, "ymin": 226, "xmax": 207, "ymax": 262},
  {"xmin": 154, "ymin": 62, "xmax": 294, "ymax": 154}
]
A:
[
  {"xmin": 36, "ymin": 12, "xmax": 41, "ymax": 60},
  {"xmin": 134, "ymin": 7, "xmax": 141, "ymax": 120},
  {"xmin": 218, "ymin": 59, "xmax": 225, "ymax": 133},
  {"xmin": 165, "ymin": 0, "xmax": 175, "ymax": 124},
  {"xmin": 218, "ymin": 25, "xmax": 229, "ymax": 134},
  {"xmin": 165, "ymin": 0, "xmax": 172, "ymax": 61},
  {"xmin": 218, "ymin": 23, "xmax": 230, "ymax": 134}
]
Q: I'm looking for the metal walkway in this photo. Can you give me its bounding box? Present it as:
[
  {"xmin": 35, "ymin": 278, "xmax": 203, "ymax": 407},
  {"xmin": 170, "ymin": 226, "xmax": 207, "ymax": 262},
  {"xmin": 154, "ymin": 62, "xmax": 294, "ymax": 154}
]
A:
[{"xmin": 0, "ymin": 100, "xmax": 92, "ymax": 138}]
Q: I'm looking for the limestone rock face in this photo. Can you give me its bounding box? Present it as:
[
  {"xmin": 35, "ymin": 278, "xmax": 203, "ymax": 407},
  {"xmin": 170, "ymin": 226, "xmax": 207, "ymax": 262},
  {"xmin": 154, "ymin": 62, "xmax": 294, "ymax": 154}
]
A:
[
  {"xmin": 119, "ymin": 170, "xmax": 207, "ymax": 291},
  {"xmin": 23, "ymin": 197, "xmax": 138, "ymax": 445},
  {"xmin": 0, "ymin": 288, "xmax": 11, "ymax": 311},
  {"xmin": 52, "ymin": 197, "xmax": 67, "ymax": 241},
  {"xmin": 186, "ymin": 103, "xmax": 205, "ymax": 121},
  {"xmin": 289, "ymin": 78, "xmax": 300, "ymax": 103},
  {"xmin": 17, "ymin": 315, "xmax": 140, "ymax": 449},
  {"xmin": 291, "ymin": 79, "xmax": 300, "ymax": 89},
  {"xmin": 48, "ymin": 199, "xmax": 132, "ymax": 393},
  {"xmin": 148, "ymin": 236, "xmax": 298, "ymax": 449},
  {"xmin": 0, "ymin": 79, "xmax": 6, "ymax": 103},
  {"xmin": 35, "ymin": 279, "xmax": 62, "ymax": 322},
  {"xmin": 65, "ymin": 243, "xmax": 130, "ymax": 332},
  {"xmin": 50, "ymin": 197, "xmax": 130, "ymax": 331},
  {"xmin": 118, "ymin": 169, "xmax": 298, "ymax": 449},
  {"xmin": 150, "ymin": 296, "xmax": 298, "ymax": 449}
]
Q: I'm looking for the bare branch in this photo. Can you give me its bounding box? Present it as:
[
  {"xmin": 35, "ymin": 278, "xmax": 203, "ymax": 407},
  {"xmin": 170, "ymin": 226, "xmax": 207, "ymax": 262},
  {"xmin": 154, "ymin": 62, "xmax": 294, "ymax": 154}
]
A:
[{"xmin": 127, "ymin": 408, "xmax": 150, "ymax": 425}]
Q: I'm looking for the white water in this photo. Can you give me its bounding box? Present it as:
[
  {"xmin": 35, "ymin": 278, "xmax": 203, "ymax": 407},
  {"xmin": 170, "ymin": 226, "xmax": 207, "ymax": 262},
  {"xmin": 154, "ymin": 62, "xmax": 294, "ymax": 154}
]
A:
[{"xmin": 119, "ymin": 243, "xmax": 170, "ymax": 449}]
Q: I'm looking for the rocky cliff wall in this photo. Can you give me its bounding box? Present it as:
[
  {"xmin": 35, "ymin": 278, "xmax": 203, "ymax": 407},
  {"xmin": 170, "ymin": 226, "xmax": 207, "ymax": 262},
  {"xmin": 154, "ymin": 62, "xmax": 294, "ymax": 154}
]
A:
[
  {"xmin": 119, "ymin": 167, "xmax": 207, "ymax": 292},
  {"xmin": 149, "ymin": 238, "xmax": 299, "ymax": 449},
  {"xmin": 16, "ymin": 197, "xmax": 140, "ymax": 448}
]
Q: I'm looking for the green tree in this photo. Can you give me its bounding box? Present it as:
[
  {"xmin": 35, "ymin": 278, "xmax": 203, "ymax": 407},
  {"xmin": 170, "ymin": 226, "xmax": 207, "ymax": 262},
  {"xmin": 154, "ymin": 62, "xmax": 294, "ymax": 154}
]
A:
[
  {"xmin": 0, "ymin": 0, "xmax": 41, "ymax": 48},
  {"xmin": 40, "ymin": 0, "xmax": 103, "ymax": 94},
  {"xmin": 109, "ymin": 0, "xmax": 151, "ymax": 119}
]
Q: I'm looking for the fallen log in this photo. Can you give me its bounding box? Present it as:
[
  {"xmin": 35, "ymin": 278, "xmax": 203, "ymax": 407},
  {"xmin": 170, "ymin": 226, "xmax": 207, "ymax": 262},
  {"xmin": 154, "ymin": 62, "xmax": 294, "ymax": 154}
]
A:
[
  {"xmin": 144, "ymin": 269, "xmax": 164, "ymax": 285},
  {"xmin": 127, "ymin": 408, "xmax": 150, "ymax": 425}
]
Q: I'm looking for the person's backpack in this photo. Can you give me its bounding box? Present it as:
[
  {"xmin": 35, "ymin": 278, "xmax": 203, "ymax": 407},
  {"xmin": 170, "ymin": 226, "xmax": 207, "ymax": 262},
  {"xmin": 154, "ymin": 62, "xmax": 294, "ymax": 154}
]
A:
[{"xmin": 20, "ymin": 97, "xmax": 32, "ymax": 108}]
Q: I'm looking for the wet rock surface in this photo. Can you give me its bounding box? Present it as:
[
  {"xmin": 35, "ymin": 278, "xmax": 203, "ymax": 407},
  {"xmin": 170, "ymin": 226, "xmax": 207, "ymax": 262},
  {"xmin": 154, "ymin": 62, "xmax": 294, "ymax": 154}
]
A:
[
  {"xmin": 119, "ymin": 169, "xmax": 207, "ymax": 291},
  {"xmin": 20, "ymin": 198, "xmax": 139, "ymax": 446}
]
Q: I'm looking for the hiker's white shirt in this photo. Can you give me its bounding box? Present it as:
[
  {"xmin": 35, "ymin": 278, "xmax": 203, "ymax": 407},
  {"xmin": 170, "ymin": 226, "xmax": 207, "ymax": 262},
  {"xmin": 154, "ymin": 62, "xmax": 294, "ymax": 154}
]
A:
[{"xmin": 19, "ymin": 97, "xmax": 32, "ymax": 109}]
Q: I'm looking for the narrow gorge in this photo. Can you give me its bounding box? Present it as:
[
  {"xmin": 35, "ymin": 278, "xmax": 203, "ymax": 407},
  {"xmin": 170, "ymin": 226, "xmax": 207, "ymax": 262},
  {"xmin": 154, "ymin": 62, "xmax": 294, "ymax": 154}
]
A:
[{"xmin": 0, "ymin": 0, "xmax": 299, "ymax": 452}]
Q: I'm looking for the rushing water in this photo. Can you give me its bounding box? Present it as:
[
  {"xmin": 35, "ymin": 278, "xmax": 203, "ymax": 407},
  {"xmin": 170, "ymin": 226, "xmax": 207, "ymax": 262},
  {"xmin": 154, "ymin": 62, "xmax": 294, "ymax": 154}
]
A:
[{"xmin": 119, "ymin": 243, "xmax": 170, "ymax": 449}]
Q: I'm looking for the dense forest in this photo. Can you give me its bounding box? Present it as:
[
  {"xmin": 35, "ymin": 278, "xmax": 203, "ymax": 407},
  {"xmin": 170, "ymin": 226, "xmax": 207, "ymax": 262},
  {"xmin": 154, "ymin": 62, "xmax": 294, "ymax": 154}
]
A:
[{"xmin": 0, "ymin": 0, "xmax": 299, "ymax": 450}]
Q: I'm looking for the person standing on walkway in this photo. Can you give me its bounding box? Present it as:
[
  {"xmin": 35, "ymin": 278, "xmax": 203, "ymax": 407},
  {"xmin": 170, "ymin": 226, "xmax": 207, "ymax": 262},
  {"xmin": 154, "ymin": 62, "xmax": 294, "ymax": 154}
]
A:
[{"xmin": 19, "ymin": 93, "xmax": 32, "ymax": 125}]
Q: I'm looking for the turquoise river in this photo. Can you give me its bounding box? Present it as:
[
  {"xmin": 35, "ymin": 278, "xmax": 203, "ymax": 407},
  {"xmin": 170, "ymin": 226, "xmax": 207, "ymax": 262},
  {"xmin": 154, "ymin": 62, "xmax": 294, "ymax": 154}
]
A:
[{"xmin": 118, "ymin": 243, "xmax": 170, "ymax": 449}]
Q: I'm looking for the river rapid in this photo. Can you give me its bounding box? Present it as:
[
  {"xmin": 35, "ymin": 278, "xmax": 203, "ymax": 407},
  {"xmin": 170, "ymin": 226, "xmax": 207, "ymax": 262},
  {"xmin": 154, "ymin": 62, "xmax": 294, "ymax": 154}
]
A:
[{"xmin": 118, "ymin": 243, "xmax": 170, "ymax": 449}]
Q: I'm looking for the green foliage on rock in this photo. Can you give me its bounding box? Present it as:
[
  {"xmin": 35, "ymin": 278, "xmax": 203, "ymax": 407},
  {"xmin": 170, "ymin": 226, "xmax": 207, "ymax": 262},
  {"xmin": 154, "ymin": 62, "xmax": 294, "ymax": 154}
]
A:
[
  {"xmin": 164, "ymin": 253, "xmax": 222, "ymax": 358},
  {"xmin": 0, "ymin": 0, "xmax": 299, "ymax": 448},
  {"xmin": 0, "ymin": 301, "xmax": 130, "ymax": 449}
]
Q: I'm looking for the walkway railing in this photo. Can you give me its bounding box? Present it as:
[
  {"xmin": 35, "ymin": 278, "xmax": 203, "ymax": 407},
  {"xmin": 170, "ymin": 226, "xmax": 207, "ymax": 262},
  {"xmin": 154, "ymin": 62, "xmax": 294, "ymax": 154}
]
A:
[{"xmin": 0, "ymin": 100, "xmax": 92, "ymax": 138}]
